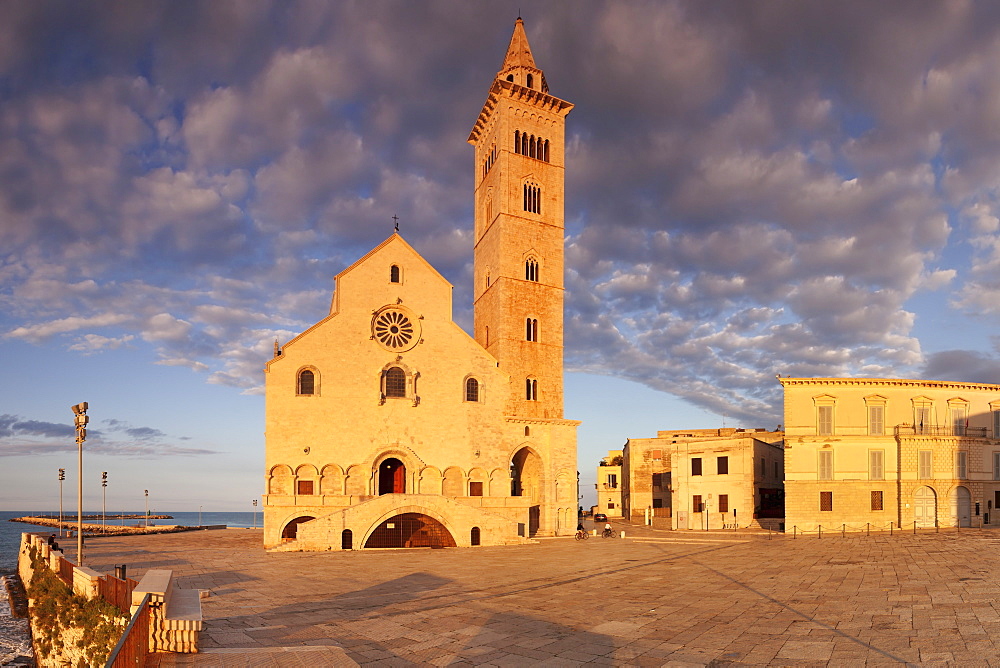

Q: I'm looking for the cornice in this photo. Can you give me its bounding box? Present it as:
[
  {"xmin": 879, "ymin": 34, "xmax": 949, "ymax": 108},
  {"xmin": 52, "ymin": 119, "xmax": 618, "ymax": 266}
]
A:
[
  {"xmin": 777, "ymin": 377, "xmax": 1000, "ymax": 392},
  {"xmin": 469, "ymin": 79, "xmax": 573, "ymax": 144}
]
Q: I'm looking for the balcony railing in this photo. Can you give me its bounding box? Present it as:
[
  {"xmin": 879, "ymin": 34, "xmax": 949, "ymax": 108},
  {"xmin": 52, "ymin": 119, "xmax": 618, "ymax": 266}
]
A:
[{"xmin": 894, "ymin": 424, "xmax": 989, "ymax": 438}]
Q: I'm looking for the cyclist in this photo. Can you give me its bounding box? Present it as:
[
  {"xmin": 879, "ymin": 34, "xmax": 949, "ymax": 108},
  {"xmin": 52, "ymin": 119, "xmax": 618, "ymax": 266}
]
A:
[
  {"xmin": 575, "ymin": 522, "xmax": 588, "ymax": 540},
  {"xmin": 602, "ymin": 522, "xmax": 614, "ymax": 538}
]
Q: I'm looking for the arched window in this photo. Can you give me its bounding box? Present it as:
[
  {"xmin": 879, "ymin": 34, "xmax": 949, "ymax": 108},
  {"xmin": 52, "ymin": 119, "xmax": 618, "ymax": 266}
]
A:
[
  {"xmin": 524, "ymin": 426, "xmax": 530, "ymax": 436},
  {"xmin": 390, "ymin": 264, "xmax": 400, "ymax": 283},
  {"xmin": 514, "ymin": 130, "xmax": 520, "ymax": 154},
  {"xmin": 526, "ymin": 73, "xmax": 533, "ymax": 89},
  {"xmin": 543, "ymin": 139, "xmax": 550, "ymax": 162},
  {"xmin": 506, "ymin": 74, "xmax": 514, "ymax": 82},
  {"xmin": 526, "ymin": 377, "xmax": 537, "ymax": 401},
  {"xmin": 298, "ymin": 369, "xmax": 315, "ymax": 395},
  {"xmin": 525, "ymin": 258, "xmax": 538, "ymax": 282},
  {"xmin": 466, "ymin": 377, "xmax": 480, "ymax": 402},
  {"xmin": 523, "ymin": 183, "xmax": 540, "ymax": 214},
  {"xmin": 526, "ymin": 318, "xmax": 538, "ymax": 342},
  {"xmin": 385, "ymin": 367, "xmax": 406, "ymax": 398},
  {"xmin": 529, "ymin": 135, "xmax": 536, "ymax": 159},
  {"xmin": 521, "ymin": 133, "xmax": 528, "ymax": 155}
]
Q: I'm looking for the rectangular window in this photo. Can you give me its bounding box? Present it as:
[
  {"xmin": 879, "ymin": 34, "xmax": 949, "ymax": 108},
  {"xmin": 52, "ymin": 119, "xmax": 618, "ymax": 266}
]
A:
[
  {"xmin": 652, "ymin": 473, "xmax": 662, "ymax": 491},
  {"xmin": 915, "ymin": 406, "xmax": 931, "ymax": 434},
  {"xmin": 994, "ymin": 452, "xmax": 1000, "ymax": 481},
  {"xmin": 957, "ymin": 452, "xmax": 968, "ymax": 479},
  {"xmin": 297, "ymin": 480, "xmax": 314, "ymax": 495},
  {"xmin": 717, "ymin": 456, "xmax": 729, "ymax": 475},
  {"xmin": 869, "ymin": 450, "xmax": 884, "ymax": 480},
  {"xmin": 952, "ymin": 408, "xmax": 966, "ymax": 436},
  {"xmin": 718, "ymin": 494, "xmax": 729, "ymax": 513},
  {"xmin": 469, "ymin": 481, "xmax": 484, "ymax": 496},
  {"xmin": 818, "ymin": 451, "xmax": 833, "ymax": 480},
  {"xmin": 919, "ymin": 450, "xmax": 932, "ymax": 479},
  {"xmin": 607, "ymin": 474, "xmax": 618, "ymax": 489},
  {"xmin": 871, "ymin": 490, "xmax": 883, "ymax": 511},
  {"xmin": 693, "ymin": 495, "xmax": 702, "ymax": 512},
  {"xmin": 820, "ymin": 491, "xmax": 833, "ymax": 511},
  {"xmin": 652, "ymin": 498, "xmax": 663, "ymax": 508},
  {"xmin": 994, "ymin": 410, "xmax": 1000, "ymax": 439},
  {"xmin": 869, "ymin": 405, "xmax": 884, "ymax": 436},
  {"xmin": 818, "ymin": 405, "xmax": 833, "ymax": 435},
  {"xmin": 608, "ymin": 502, "xmax": 615, "ymax": 509},
  {"xmin": 650, "ymin": 449, "xmax": 662, "ymax": 460},
  {"xmin": 692, "ymin": 458, "xmax": 703, "ymax": 476}
]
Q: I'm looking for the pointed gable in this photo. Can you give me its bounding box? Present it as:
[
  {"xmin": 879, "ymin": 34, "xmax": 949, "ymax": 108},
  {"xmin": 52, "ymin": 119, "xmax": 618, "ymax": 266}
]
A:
[{"xmin": 499, "ymin": 17, "xmax": 537, "ymax": 72}]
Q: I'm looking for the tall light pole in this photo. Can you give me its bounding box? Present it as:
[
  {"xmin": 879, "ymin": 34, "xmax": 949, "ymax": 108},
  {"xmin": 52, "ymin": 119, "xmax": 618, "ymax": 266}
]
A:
[
  {"xmin": 199, "ymin": 505, "xmax": 202, "ymax": 528},
  {"xmin": 144, "ymin": 489, "xmax": 149, "ymax": 528},
  {"xmin": 252, "ymin": 499, "xmax": 258, "ymax": 529},
  {"xmin": 101, "ymin": 472, "xmax": 108, "ymax": 534},
  {"xmin": 71, "ymin": 402, "xmax": 89, "ymax": 564},
  {"xmin": 58, "ymin": 468, "xmax": 65, "ymax": 538}
]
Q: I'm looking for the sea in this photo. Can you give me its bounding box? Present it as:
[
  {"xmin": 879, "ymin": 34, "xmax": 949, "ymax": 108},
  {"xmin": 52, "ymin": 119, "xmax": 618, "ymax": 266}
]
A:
[{"xmin": 0, "ymin": 510, "xmax": 260, "ymax": 575}]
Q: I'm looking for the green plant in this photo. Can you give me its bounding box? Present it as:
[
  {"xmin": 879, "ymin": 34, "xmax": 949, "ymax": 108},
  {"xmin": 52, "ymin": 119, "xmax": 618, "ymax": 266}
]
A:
[{"xmin": 26, "ymin": 548, "xmax": 128, "ymax": 665}]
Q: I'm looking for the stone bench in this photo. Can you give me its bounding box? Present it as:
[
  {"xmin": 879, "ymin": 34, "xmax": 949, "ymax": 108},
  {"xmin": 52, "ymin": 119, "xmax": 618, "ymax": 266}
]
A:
[{"xmin": 131, "ymin": 569, "xmax": 202, "ymax": 653}]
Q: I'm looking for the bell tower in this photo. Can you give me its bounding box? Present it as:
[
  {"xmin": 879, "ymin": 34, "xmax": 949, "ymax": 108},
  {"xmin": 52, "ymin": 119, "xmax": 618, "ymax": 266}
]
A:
[{"xmin": 469, "ymin": 18, "xmax": 573, "ymax": 420}]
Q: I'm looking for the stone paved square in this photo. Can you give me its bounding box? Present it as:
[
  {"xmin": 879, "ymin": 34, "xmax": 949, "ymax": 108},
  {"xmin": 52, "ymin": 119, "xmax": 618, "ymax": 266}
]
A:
[{"xmin": 77, "ymin": 524, "xmax": 1000, "ymax": 665}]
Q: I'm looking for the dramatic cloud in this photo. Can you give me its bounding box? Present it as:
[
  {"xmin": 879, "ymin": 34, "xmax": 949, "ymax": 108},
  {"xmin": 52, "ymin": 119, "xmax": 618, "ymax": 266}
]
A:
[
  {"xmin": 3, "ymin": 1, "xmax": 1000, "ymax": 430},
  {"xmin": 0, "ymin": 415, "xmax": 217, "ymax": 457}
]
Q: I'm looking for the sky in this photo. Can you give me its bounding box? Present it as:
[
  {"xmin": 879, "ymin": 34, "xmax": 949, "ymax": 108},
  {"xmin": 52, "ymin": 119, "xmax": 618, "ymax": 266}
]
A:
[{"xmin": 3, "ymin": 1, "xmax": 1000, "ymax": 512}]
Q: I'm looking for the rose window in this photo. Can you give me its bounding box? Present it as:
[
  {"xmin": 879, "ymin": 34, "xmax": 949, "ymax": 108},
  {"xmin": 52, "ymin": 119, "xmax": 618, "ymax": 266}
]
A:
[{"xmin": 373, "ymin": 309, "xmax": 417, "ymax": 350}]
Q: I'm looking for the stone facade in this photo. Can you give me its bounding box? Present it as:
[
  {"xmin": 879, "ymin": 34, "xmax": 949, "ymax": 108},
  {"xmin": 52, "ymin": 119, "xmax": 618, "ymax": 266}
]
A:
[
  {"xmin": 595, "ymin": 450, "xmax": 623, "ymax": 517},
  {"xmin": 263, "ymin": 19, "xmax": 579, "ymax": 550},
  {"xmin": 780, "ymin": 377, "xmax": 1000, "ymax": 531},
  {"xmin": 621, "ymin": 438, "xmax": 672, "ymax": 521}
]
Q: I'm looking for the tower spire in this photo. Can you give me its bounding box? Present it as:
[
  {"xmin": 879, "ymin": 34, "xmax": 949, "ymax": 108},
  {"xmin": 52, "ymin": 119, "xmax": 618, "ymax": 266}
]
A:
[{"xmin": 497, "ymin": 17, "xmax": 548, "ymax": 93}]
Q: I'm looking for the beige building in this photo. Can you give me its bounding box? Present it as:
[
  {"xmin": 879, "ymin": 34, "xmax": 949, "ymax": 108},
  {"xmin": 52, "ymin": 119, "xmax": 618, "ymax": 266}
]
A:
[
  {"xmin": 621, "ymin": 437, "xmax": 672, "ymax": 522},
  {"xmin": 595, "ymin": 450, "xmax": 623, "ymax": 518},
  {"xmin": 780, "ymin": 377, "xmax": 1000, "ymax": 531},
  {"xmin": 262, "ymin": 19, "xmax": 579, "ymax": 550},
  {"xmin": 664, "ymin": 429, "xmax": 784, "ymax": 530}
]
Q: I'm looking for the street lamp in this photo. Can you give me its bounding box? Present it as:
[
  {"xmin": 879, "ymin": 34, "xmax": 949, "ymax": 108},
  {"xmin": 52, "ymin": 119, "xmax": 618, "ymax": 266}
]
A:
[
  {"xmin": 252, "ymin": 499, "xmax": 258, "ymax": 529},
  {"xmin": 144, "ymin": 489, "xmax": 149, "ymax": 528},
  {"xmin": 71, "ymin": 402, "xmax": 89, "ymax": 564},
  {"xmin": 58, "ymin": 468, "xmax": 65, "ymax": 538},
  {"xmin": 199, "ymin": 505, "xmax": 202, "ymax": 528},
  {"xmin": 101, "ymin": 472, "xmax": 108, "ymax": 534}
]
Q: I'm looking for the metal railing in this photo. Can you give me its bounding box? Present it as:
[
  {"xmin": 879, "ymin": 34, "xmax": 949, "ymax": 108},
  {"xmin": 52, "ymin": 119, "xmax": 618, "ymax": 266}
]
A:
[
  {"xmin": 98, "ymin": 575, "xmax": 138, "ymax": 615},
  {"xmin": 105, "ymin": 592, "xmax": 150, "ymax": 668},
  {"xmin": 894, "ymin": 424, "xmax": 989, "ymax": 438}
]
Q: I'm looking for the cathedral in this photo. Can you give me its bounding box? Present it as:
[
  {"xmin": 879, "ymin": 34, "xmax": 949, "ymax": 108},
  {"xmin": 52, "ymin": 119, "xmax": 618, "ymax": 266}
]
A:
[{"xmin": 261, "ymin": 18, "xmax": 579, "ymax": 550}]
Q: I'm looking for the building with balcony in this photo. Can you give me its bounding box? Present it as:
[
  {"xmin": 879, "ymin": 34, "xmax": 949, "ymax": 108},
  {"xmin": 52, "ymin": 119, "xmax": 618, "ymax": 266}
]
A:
[{"xmin": 780, "ymin": 377, "xmax": 1000, "ymax": 531}]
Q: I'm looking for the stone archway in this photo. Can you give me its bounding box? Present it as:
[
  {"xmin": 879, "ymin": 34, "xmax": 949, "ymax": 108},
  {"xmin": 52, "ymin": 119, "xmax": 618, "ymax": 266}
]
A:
[
  {"xmin": 511, "ymin": 447, "xmax": 543, "ymax": 536},
  {"xmin": 364, "ymin": 512, "xmax": 457, "ymax": 549},
  {"xmin": 913, "ymin": 486, "xmax": 937, "ymax": 528},
  {"xmin": 281, "ymin": 515, "xmax": 315, "ymax": 541},
  {"xmin": 378, "ymin": 458, "xmax": 406, "ymax": 495}
]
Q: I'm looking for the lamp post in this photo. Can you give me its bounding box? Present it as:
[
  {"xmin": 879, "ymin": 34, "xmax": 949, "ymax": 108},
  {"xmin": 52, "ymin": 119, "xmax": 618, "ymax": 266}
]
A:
[
  {"xmin": 144, "ymin": 489, "xmax": 149, "ymax": 528},
  {"xmin": 71, "ymin": 402, "xmax": 89, "ymax": 564},
  {"xmin": 199, "ymin": 505, "xmax": 202, "ymax": 528},
  {"xmin": 58, "ymin": 468, "xmax": 65, "ymax": 538},
  {"xmin": 101, "ymin": 472, "xmax": 107, "ymax": 534},
  {"xmin": 253, "ymin": 499, "xmax": 258, "ymax": 529}
]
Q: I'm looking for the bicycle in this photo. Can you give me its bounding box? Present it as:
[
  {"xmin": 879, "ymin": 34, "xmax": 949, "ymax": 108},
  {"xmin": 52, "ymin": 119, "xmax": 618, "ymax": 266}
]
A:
[
  {"xmin": 575, "ymin": 530, "xmax": 589, "ymax": 541},
  {"xmin": 602, "ymin": 528, "xmax": 616, "ymax": 538}
]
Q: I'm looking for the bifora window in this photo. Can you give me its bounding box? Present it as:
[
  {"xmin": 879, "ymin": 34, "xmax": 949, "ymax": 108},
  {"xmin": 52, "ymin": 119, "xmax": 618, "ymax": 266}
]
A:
[
  {"xmin": 385, "ymin": 367, "xmax": 406, "ymax": 398},
  {"xmin": 297, "ymin": 369, "xmax": 315, "ymax": 395},
  {"xmin": 526, "ymin": 318, "xmax": 538, "ymax": 342},
  {"xmin": 523, "ymin": 182, "xmax": 541, "ymax": 214},
  {"xmin": 525, "ymin": 377, "xmax": 538, "ymax": 401},
  {"xmin": 525, "ymin": 258, "xmax": 539, "ymax": 281},
  {"xmin": 465, "ymin": 377, "xmax": 479, "ymax": 402}
]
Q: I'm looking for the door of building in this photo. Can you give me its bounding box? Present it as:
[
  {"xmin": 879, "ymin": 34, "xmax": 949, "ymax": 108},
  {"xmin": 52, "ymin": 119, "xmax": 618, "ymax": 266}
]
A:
[
  {"xmin": 952, "ymin": 486, "xmax": 971, "ymax": 528},
  {"xmin": 913, "ymin": 486, "xmax": 937, "ymax": 528}
]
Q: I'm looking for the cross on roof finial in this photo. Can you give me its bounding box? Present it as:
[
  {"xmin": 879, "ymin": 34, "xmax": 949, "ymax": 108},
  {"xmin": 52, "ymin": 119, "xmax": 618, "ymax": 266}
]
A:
[{"xmin": 392, "ymin": 214, "xmax": 399, "ymax": 232}]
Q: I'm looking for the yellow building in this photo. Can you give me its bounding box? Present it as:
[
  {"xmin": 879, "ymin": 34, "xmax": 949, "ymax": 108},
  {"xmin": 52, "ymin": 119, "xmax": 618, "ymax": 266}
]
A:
[
  {"xmin": 262, "ymin": 19, "xmax": 579, "ymax": 550},
  {"xmin": 595, "ymin": 450, "xmax": 623, "ymax": 518},
  {"xmin": 780, "ymin": 377, "xmax": 1000, "ymax": 531}
]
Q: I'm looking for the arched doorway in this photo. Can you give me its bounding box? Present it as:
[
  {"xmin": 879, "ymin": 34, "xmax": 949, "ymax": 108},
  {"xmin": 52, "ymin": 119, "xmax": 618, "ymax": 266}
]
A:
[
  {"xmin": 341, "ymin": 529, "xmax": 353, "ymax": 550},
  {"xmin": 951, "ymin": 486, "xmax": 971, "ymax": 528},
  {"xmin": 281, "ymin": 515, "xmax": 315, "ymax": 541},
  {"xmin": 378, "ymin": 458, "xmax": 406, "ymax": 495},
  {"xmin": 511, "ymin": 447, "xmax": 543, "ymax": 536},
  {"xmin": 913, "ymin": 486, "xmax": 937, "ymax": 528},
  {"xmin": 364, "ymin": 513, "xmax": 457, "ymax": 549}
]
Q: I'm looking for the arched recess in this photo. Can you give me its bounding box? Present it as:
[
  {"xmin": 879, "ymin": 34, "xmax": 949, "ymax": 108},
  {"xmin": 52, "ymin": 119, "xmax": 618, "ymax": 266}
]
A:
[
  {"xmin": 510, "ymin": 446, "xmax": 543, "ymax": 501},
  {"xmin": 321, "ymin": 464, "xmax": 344, "ymax": 495},
  {"xmin": 951, "ymin": 486, "xmax": 972, "ymax": 527},
  {"xmin": 913, "ymin": 486, "xmax": 937, "ymax": 527},
  {"xmin": 488, "ymin": 468, "xmax": 508, "ymax": 497},
  {"xmin": 442, "ymin": 467, "xmax": 465, "ymax": 497},
  {"xmin": 555, "ymin": 469, "xmax": 572, "ymax": 503},
  {"xmin": 268, "ymin": 465, "xmax": 293, "ymax": 495},
  {"xmin": 377, "ymin": 457, "xmax": 406, "ymax": 494},
  {"xmin": 281, "ymin": 515, "xmax": 315, "ymax": 541},
  {"xmin": 418, "ymin": 466, "xmax": 443, "ymax": 495},
  {"xmin": 345, "ymin": 464, "xmax": 367, "ymax": 495},
  {"xmin": 297, "ymin": 367, "xmax": 318, "ymax": 396},
  {"xmin": 468, "ymin": 467, "xmax": 488, "ymax": 497},
  {"xmin": 470, "ymin": 526, "xmax": 481, "ymax": 546},
  {"xmin": 363, "ymin": 511, "xmax": 457, "ymax": 549},
  {"xmin": 295, "ymin": 464, "xmax": 320, "ymax": 496},
  {"xmin": 341, "ymin": 529, "xmax": 353, "ymax": 550}
]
